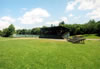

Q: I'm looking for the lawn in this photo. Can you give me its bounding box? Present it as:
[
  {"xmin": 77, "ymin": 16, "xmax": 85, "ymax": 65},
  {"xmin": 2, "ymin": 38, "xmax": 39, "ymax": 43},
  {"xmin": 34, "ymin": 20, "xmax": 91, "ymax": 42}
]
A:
[
  {"xmin": 0, "ymin": 38, "xmax": 100, "ymax": 69},
  {"xmin": 84, "ymin": 34, "xmax": 100, "ymax": 39},
  {"xmin": 70, "ymin": 34, "xmax": 100, "ymax": 39}
]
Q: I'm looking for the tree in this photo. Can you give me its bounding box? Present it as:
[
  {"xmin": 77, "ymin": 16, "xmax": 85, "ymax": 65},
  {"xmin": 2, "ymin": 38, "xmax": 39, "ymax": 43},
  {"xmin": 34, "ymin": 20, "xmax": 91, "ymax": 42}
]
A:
[
  {"xmin": 51, "ymin": 24, "xmax": 54, "ymax": 27},
  {"xmin": 59, "ymin": 21, "xmax": 65, "ymax": 26},
  {"xmin": 85, "ymin": 20, "xmax": 96, "ymax": 34},
  {"xmin": 2, "ymin": 24, "xmax": 15, "ymax": 37},
  {"xmin": 20, "ymin": 29, "xmax": 27, "ymax": 35},
  {"xmin": 0, "ymin": 30, "xmax": 2, "ymax": 36},
  {"xmin": 31, "ymin": 28, "xmax": 40, "ymax": 35},
  {"xmin": 42, "ymin": 26, "xmax": 47, "ymax": 28},
  {"xmin": 2, "ymin": 28, "xmax": 9, "ymax": 37},
  {"xmin": 8, "ymin": 24, "xmax": 15, "ymax": 35},
  {"xmin": 96, "ymin": 21, "xmax": 100, "ymax": 36}
]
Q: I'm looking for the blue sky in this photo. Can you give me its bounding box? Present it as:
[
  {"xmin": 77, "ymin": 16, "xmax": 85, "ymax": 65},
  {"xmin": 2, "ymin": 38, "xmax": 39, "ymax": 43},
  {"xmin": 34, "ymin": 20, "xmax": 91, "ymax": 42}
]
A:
[{"xmin": 0, "ymin": 0, "xmax": 100, "ymax": 30}]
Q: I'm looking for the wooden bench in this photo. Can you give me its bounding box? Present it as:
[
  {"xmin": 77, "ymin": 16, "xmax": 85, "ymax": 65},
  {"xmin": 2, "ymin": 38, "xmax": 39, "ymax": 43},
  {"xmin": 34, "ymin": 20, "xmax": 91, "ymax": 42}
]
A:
[{"xmin": 67, "ymin": 36, "xmax": 86, "ymax": 43}]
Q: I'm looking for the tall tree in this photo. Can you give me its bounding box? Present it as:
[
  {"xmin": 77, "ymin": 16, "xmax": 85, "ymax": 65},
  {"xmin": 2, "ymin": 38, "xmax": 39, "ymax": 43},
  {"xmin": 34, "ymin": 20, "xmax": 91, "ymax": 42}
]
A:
[
  {"xmin": 2, "ymin": 24, "xmax": 15, "ymax": 37},
  {"xmin": 31, "ymin": 28, "xmax": 40, "ymax": 35},
  {"xmin": 0, "ymin": 30, "xmax": 2, "ymax": 36},
  {"xmin": 59, "ymin": 21, "xmax": 65, "ymax": 26},
  {"xmin": 8, "ymin": 24, "xmax": 15, "ymax": 35},
  {"xmin": 96, "ymin": 21, "xmax": 100, "ymax": 35}
]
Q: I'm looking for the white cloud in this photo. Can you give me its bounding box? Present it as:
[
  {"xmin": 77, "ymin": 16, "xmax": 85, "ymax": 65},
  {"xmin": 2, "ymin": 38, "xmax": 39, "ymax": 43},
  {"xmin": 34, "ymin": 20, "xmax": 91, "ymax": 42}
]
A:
[
  {"xmin": 1, "ymin": 16, "xmax": 15, "ymax": 23},
  {"xmin": 0, "ymin": 16, "xmax": 15, "ymax": 30},
  {"xmin": 66, "ymin": 1, "xmax": 77, "ymax": 11},
  {"xmin": 66, "ymin": 0, "xmax": 100, "ymax": 19},
  {"xmin": 46, "ymin": 17, "xmax": 68, "ymax": 26},
  {"xmin": 78, "ymin": 0, "xmax": 100, "ymax": 10},
  {"xmin": 87, "ymin": 8, "xmax": 100, "ymax": 19},
  {"xmin": 78, "ymin": 0, "xmax": 95, "ymax": 10},
  {"xmin": 46, "ymin": 21, "xmax": 59, "ymax": 26},
  {"xmin": 69, "ymin": 14, "xmax": 73, "ymax": 17},
  {"xmin": 66, "ymin": 0, "xmax": 96, "ymax": 11},
  {"xmin": 87, "ymin": 0, "xmax": 100, "ymax": 19},
  {"xmin": 73, "ymin": 16, "xmax": 81, "ymax": 20},
  {"xmin": 15, "ymin": 26, "xmax": 23, "ymax": 30},
  {"xmin": 19, "ymin": 8, "xmax": 50, "ymax": 24},
  {"xmin": 60, "ymin": 17, "xmax": 68, "ymax": 23}
]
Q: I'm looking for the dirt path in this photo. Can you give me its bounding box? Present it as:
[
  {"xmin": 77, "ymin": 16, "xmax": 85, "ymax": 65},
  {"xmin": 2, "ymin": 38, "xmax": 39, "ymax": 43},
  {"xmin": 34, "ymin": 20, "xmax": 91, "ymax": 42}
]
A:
[
  {"xmin": 11, "ymin": 38, "xmax": 100, "ymax": 41},
  {"xmin": 86, "ymin": 39, "xmax": 100, "ymax": 40},
  {"xmin": 0, "ymin": 38, "xmax": 100, "ymax": 42}
]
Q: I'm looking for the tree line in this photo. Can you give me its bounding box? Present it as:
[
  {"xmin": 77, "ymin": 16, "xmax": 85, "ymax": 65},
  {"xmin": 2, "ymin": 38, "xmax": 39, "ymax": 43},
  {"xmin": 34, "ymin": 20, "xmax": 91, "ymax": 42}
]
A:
[
  {"xmin": 60, "ymin": 20, "xmax": 100, "ymax": 36},
  {"xmin": 16, "ymin": 28, "xmax": 40, "ymax": 35},
  {"xmin": 0, "ymin": 19, "xmax": 100, "ymax": 37},
  {"xmin": 0, "ymin": 24, "xmax": 15, "ymax": 37}
]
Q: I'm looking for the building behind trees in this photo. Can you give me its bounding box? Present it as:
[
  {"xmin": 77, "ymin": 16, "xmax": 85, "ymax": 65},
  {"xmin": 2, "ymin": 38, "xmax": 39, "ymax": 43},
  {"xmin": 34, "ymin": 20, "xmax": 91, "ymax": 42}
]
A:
[{"xmin": 39, "ymin": 26, "xmax": 69, "ymax": 39}]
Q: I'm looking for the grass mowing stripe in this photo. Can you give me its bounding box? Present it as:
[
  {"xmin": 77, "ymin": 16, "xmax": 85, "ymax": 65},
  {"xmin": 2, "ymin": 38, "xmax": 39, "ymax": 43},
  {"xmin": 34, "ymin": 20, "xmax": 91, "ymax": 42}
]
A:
[{"xmin": 0, "ymin": 38, "xmax": 100, "ymax": 69}]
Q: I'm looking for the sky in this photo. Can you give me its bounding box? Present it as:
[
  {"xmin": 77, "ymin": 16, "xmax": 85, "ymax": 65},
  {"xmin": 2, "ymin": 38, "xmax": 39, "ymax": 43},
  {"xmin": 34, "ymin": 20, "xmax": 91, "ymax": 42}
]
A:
[{"xmin": 0, "ymin": 0, "xmax": 100, "ymax": 30}]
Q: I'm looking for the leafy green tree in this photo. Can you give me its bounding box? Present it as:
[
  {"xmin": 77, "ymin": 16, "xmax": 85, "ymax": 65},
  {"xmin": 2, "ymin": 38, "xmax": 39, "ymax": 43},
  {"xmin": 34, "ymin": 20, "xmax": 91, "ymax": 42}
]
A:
[
  {"xmin": 21, "ymin": 29, "xmax": 27, "ymax": 35},
  {"xmin": 51, "ymin": 24, "xmax": 54, "ymax": 27},
  {"xmin": 16, "ymin": 29, "xmax": 21, "ymax": 34},
  {"xmin": 0, "ymin": 30, "xmax": 2, "ymax": 36},
  {"xmin": 31, "ymin": 28, "xmax": 40, "ymax": 35},
  {"xmin": 59, "ymin": 21, "xmax": 65, "ymax": 26},
  {"xmin": 15, "ymin": 20, "xmax": 100, "ymax": 36},
  {"xmin": 8, "ymin": 24, "xmax": 15, "ymax": 35},
  {"xmin": 85, "ymin": 20, "xmax": 96, "ymax": 34},
  {"xmin": 42, "ymin": 26, "xmax": 47, "ymax": 28},
  {"xmin": 2, "ymin": 24, "xmax": 15, "ymax": 37},
  {"xmin": 2, "ymin": 28, "xmax": 9, "ymax": 37},
  {"xmin": 96, "ymin": 21, "xmax": 100, "ymax": 35}
]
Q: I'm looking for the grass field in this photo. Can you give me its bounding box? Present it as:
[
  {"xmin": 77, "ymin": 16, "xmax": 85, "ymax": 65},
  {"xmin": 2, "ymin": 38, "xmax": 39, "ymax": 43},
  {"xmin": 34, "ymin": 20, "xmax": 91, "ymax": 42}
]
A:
[
  {"xmin": 83, "ymin": 34, "xmax": 100, "ymax": 39},
  {"xmin": 0, "ymin": 38, "xmax": 100, "ymax": 69},
  {"xmin": 70, "ymin": 34, "xmax": 100, "ymax": 39}
]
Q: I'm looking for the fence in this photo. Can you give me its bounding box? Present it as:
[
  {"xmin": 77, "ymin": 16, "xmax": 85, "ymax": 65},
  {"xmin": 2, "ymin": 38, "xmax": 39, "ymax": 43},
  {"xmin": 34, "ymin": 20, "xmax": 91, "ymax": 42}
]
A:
[{"xmin": 13, "ymin": 34, "xmax": 39, "ymax": 38}]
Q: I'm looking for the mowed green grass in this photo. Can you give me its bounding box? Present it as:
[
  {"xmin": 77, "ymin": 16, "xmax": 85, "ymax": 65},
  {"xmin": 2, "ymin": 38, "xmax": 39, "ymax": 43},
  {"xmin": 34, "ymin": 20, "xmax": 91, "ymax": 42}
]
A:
[
  {"xmin": 0, "ymin": 38, "xmax": 100, "ymax": 69},
  {"xmin": 83, "ymin": 34, "xmax": 100, "ymax": 39},
  {"xmin": 70, "ymin": 34, "xmax": 100, "ymax": 39}
]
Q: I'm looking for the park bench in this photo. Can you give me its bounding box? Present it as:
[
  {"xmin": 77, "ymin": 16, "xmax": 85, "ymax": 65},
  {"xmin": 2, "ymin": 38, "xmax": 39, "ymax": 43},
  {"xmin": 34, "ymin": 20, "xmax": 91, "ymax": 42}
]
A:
[{"xmin": 67, "ymin": 35, "xmax": 86, "ymax": 43}]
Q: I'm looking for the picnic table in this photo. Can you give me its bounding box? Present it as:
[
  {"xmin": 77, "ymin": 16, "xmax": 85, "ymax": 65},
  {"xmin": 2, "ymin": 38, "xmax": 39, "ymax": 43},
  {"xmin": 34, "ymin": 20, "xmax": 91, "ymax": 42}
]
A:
[{"xmin": 67, "ymin": 35, "xmax": 86, "ymax": 43}]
